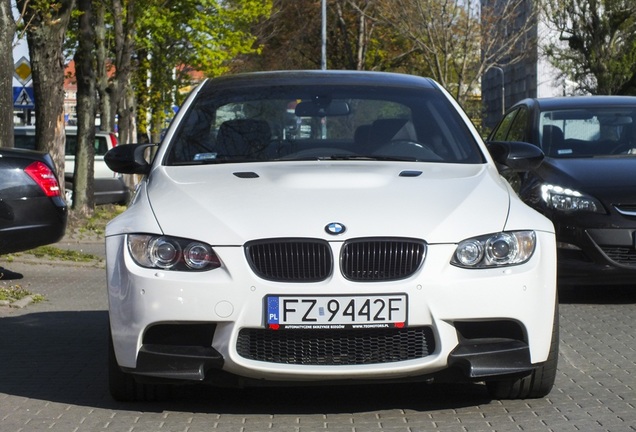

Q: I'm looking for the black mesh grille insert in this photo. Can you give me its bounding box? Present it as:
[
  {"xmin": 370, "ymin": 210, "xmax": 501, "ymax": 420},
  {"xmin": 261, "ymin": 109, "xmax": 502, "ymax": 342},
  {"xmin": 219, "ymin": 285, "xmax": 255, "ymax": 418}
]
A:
[
  {"xmin": 341, "ymin": 238, "xmax": 426, "ymax": 281},
  {"xmin": 600, "ymin": 247, "xmax": 636, "ymax": 266},
  {"xmin": 246, "ymin": 239, "xmax": 332, "ymax": 282},
  {"xmin": 236, "ymin": 327, "xmax": 435, "ymax": 365}
]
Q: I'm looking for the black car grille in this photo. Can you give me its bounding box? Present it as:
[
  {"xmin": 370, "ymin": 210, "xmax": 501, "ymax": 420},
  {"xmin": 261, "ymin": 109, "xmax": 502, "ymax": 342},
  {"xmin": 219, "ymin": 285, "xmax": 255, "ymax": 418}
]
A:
[
  {"xmin": 246, "ymin": 238, "xmax": 426, "ymax": 282},
  {"xmin": 245, "ymin": 239, "xmax": 333, "ymax": 282},
  {"xmin": 600, "ymin": 247, "xmax": 636, "ymax": 266},
  {"xmin": 341, "ymin": 238, "xmax": 426, "ymax": 281},
  {"xmin": 236, "ymin": 327, "xmax": 435, "ymax": 365}
]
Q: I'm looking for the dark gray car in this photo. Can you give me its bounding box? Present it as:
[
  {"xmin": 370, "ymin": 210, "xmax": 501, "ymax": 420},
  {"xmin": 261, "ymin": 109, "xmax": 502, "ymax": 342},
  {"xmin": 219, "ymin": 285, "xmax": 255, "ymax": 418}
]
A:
[
  {"xmin": 488, "ymin": 96, "xmax": 636, "ymax": 285},
  {"xmin": 14, "ymin": 126, "xmax": 129, "ymax": 205},
  {"xmin": 0, "ymin": 147, "xmax": 67, "ymax": 254}
]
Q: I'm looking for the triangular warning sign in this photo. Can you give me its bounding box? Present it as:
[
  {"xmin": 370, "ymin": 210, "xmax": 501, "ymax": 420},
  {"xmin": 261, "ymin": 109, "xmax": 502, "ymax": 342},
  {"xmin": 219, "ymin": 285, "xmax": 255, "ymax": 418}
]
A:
[{"xmin": 15, "ymin": 88, "xmax": 33, "ymax": 107}]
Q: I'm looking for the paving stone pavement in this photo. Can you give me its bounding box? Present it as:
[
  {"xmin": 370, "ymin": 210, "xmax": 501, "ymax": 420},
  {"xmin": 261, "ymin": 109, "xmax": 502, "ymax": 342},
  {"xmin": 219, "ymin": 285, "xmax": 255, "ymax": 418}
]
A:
[{"xmin": 0, "ymin": 237, "xmax": 635, "ymax": 432}]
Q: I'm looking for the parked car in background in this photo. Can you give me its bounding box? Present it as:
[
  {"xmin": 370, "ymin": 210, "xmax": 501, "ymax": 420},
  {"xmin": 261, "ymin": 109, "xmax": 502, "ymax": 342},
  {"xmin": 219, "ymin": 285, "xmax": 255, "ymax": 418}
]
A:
[
  {"xmin": 0, "ymin": 147, "xmax": 67, "ymax": 254},
  {"xmin": 488, "ymin": 96, "xmax": 636, "ymax": 286},
  {"xmin": 104, "ymin": 70, "xmax": 558, "ymax": 402},
  {"xmin": 13, "ymin": 126, "xmax": 129, "ymax": 205}
]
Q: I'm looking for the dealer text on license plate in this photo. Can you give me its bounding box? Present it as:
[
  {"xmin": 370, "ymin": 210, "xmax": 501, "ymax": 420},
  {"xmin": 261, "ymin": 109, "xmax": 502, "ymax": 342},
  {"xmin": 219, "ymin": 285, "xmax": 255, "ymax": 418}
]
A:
[{"xmin": 266, "ymin": 294, "xmax": 407, "ymax": 329}]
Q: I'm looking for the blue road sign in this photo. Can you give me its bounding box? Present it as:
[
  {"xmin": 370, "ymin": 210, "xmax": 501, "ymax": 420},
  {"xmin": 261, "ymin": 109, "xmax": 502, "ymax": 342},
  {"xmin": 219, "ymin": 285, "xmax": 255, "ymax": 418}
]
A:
[{"xmin": 13, "ymin": 87, "xmax": 35, "ymax": 109}]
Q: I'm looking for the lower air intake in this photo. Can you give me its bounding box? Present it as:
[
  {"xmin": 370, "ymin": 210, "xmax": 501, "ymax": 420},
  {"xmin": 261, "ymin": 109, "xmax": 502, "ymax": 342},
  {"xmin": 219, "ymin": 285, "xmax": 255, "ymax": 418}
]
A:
[{"xmin": 236, "ymin": 327, "xmax": 435, "ymax": 365}]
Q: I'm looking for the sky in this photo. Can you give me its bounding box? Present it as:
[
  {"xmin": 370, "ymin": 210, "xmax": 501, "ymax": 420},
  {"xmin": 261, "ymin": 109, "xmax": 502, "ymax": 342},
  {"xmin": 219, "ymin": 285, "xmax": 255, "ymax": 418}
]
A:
[{"xmin": 12, "ymin": 2, "xmax": 30, "ymax": 87}]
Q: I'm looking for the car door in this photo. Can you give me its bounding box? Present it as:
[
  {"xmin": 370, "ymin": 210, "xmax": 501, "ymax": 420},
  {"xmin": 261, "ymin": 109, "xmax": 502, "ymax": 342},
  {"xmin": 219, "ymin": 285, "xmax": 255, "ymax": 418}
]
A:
[{"xmin": 489, "ymin": 106, "xmax": 534, "ymax": 193}]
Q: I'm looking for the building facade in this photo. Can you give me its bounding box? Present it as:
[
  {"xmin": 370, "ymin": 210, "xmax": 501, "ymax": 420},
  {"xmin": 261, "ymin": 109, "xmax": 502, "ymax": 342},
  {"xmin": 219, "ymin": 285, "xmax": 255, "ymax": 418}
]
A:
[{"xmin": 481, "ymin": 2, "xmax": 566, "ymax": 131}]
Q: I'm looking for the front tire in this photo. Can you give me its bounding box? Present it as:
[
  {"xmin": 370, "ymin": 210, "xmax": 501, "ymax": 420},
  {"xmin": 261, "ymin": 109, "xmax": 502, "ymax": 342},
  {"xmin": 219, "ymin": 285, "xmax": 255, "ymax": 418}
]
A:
[{"xmin": 486, "ymin": 301, "xmax": 559, "ymax": 399}]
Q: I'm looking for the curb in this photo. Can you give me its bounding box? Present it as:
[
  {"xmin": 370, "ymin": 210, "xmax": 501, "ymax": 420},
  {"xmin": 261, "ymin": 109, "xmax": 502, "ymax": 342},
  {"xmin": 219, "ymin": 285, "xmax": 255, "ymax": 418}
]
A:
[
  {"xmin": 10, "ymin": 295, "xmax": 33, "ymax": 309},
  {"xmin": 0, "ymin": 295, "xmax": 34, "ymax": 310},
  {"xmin": 6, "ymin": 256, "xmax": 105, "ymax": 268}
]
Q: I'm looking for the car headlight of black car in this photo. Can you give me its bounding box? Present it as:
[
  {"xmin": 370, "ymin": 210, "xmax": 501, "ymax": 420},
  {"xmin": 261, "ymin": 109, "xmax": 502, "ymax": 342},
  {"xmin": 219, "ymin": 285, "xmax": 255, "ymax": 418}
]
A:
[
  {"xmin": 127, "ymin": 234, "xmax": 221, "ymax": 271},
  {"xmin": 452, "ymin": 231, "xmax": 536, "ymax": 268},
  {"xmin": 541, "ymin": 184, "xmax": 605, "ymax": 213}
]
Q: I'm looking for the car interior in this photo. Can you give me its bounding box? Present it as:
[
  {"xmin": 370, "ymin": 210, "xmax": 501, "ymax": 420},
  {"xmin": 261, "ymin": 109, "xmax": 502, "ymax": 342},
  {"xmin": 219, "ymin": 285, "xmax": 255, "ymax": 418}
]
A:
[{"xmin": 541, "ymin": 109, "xmax": 636, "ymax": 157}]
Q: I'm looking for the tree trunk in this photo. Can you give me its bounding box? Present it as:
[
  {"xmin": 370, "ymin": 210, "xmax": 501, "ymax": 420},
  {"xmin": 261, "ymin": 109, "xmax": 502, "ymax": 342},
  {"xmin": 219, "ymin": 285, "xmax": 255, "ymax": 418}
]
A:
[
  {"xmin": 112, "ymin": 0, "xmax": 138, "ymax": 191},
  {"xmin": 73, "ymin": 0, "xmax": 96, "ymax": 214},
  {"xmin": 0, "ymin": 0, "xmax": 15, "ymax": 148},
  {"xmin": 18, "ymin": 0, "xmax": 75, "ymax": 185},
  {"xmin": 112, "ymin": 0, "xmax": 135, "ymax": 145},
  {"xmin": 95, "ymin": 1, "xmax": 114, "ymax": 133}
]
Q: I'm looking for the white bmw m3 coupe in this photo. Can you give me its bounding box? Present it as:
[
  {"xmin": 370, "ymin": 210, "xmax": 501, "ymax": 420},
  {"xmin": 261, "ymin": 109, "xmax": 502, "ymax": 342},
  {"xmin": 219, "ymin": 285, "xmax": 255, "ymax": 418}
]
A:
[{"xmin": 104, "ymin": 70, "xmax": 558, "ymax": 402}]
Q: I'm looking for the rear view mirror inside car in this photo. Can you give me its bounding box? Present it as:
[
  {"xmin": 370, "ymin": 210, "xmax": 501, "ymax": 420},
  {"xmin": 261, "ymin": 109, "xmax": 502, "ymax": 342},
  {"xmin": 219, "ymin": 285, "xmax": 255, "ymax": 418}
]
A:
[{"xmin": 294, "ymin": 100, "xmax": 351, "ymax": 117}]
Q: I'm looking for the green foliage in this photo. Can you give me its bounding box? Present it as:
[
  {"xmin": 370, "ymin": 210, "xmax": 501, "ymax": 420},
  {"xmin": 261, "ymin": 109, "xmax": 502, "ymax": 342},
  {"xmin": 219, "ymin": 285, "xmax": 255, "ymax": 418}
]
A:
[
  {"xmin": 83, "ymin": 204, "xmax": 125, "ymax": 232},
  {"xmin": 241, "ymin": 0, "xmax": 414, "ymax": 73},
  {"xmin": 26, "ymin": 246, "xmax": 100, "ymax": 263},
  {"xmin": 0, "ymin": 285, "xmax": 45, "ymax": 303},
  {"xmin": 133, "ymin": 0, "xmax": 272, "ymax": 139},
  {"xmin": 542, "ymin": 0, "xmax": 636, "ymax": 95},
  {"xmin": 66, "ymin": 204, "xmax": 126, "ymax": 238}
]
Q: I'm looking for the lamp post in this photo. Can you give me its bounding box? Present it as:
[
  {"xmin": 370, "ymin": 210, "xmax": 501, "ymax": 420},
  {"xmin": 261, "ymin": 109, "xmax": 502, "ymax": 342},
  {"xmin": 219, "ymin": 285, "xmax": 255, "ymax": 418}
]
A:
[
  {"xmin": 321, "ymin": 0, "xmax": 327, "ymax": 70},
  {"xmin": 491, "ymin": 66, "xmax": 505, "ymax": 116}
]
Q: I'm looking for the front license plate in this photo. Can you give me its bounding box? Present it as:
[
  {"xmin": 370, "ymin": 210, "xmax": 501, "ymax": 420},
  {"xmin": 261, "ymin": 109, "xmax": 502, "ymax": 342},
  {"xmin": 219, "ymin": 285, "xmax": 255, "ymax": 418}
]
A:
[{"xmin": 266, "ymin": 294, "xmax": 407, "ymax": 329}]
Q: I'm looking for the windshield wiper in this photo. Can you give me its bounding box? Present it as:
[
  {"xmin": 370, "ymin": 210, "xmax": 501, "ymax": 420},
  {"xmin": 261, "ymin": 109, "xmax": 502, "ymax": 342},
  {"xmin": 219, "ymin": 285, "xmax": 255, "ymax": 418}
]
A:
[
  {"xmin": 173, "ymin": 156, "xmax": 263, "ymax": 166},
  {"xmin": 322, "ymin": 154, "xmax": 419, "ymax": 162}
]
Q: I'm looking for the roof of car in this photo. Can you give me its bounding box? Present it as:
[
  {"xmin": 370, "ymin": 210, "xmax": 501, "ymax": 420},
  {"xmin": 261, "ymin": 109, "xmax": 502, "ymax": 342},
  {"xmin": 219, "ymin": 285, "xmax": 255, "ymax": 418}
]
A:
[
  {"xmin": 198, "ymin": 70, "xmax": 438, "ymax": 93},
  {"xmin": 513, "ymin": 95, "xmax": 636, "ymax": 111}
]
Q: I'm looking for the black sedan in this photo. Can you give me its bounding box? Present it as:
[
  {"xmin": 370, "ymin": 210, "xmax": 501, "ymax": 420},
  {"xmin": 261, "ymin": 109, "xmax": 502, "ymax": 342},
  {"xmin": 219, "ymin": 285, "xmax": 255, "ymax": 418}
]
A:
[
  {"xmin": 0, "ymin": 147, "xmax": 67, "ymax": 256},
  {"xmin": 488, "ymin": 96, "xmax": 636, "ymax": 285}
]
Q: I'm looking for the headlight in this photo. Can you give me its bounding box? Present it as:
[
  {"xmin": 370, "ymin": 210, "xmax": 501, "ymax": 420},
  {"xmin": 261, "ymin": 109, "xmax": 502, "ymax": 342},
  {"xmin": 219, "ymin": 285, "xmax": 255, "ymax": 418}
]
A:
[
  {"xmin": 127, "ymin": 234, "xmax": 221, "ymax": 271},
  {"xmin": 452, "ymin": 231, "xmax": 536, "ymax": 268},
  {"xmin": 541, "ymin": 184, "xmax": 604, "ymax": 213}
]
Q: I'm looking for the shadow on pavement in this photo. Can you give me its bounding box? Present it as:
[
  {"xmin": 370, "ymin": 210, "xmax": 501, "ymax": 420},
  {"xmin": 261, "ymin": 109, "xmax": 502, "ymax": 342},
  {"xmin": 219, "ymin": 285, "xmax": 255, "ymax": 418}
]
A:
[
  {"xmin": 0, "ymin": 311, "xmax": 111, "ymax": 407},
  {"xmin": 0, "ymin": 310, "xmax": 493, "ymax": 414}
]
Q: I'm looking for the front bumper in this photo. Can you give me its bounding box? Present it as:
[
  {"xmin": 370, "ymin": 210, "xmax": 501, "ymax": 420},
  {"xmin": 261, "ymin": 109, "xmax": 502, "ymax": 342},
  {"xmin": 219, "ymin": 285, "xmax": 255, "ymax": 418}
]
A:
[
  {"xmin": 556, "ymin": 225, "xmax": 636, "ymax": 285},
  {"xmin": 106, "ymin": 231, "xmax": 556, "ymax": 385},
  {"xmin": 0, "ymin": 196, "xmax": 67, "ymax": 254},
  {"xmin": 125, "ymin": 336, "xmax": 535, "ymax": 386}
]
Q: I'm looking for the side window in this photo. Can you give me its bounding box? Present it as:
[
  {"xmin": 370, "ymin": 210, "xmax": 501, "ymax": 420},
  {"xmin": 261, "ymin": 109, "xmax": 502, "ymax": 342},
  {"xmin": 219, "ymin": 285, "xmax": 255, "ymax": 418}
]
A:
[
  {"xmin": 64, "ymin": 134, "xmax": 108, "ymax": 156},
  {"xmin": 491, "ymin": 109, "xmax": 519, "ymax": 141},
  {"xmin": 506, "ymin": 107, "xmax": 529, "ymax": 142},
  {"xmin": 65, "ymin": 135, "xmax": 77, "ymax": 155},
  {"xmin": 14, "ymin": 136, "xmax": 37, "ymax": 150},
  {"xmin": 95, "ymin": 137, "xmax": 109, "ymax": 155}
]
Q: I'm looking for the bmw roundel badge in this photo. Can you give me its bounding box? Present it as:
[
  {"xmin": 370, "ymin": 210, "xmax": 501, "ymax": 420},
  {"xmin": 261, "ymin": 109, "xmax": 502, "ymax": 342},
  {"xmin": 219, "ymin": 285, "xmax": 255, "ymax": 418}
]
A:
[{"xmin": 326, "ymin": 222, "xmax": 346, "ymax": 235}]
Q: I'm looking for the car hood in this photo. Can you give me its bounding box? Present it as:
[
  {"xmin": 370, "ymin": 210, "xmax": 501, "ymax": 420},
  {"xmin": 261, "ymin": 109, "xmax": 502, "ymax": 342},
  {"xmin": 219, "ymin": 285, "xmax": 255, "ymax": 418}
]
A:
[
  {"xmin": 542, "ymin": 157, "xmax": 636, "ymax": 194},
  {"xmin": 145, "ymin": 161, "xmax": 511, "ymax": 245}
]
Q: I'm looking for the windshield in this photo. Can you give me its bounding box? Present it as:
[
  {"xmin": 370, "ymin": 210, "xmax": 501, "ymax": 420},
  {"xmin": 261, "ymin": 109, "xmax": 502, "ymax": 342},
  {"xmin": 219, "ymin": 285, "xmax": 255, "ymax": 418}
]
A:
[
  {"xmin": 166, "ymin": 85, "xmax": 483, "ymax": 165},
  {"xmin": 540, "ymin": 108, "xmax": 636, "ymax": 158}
]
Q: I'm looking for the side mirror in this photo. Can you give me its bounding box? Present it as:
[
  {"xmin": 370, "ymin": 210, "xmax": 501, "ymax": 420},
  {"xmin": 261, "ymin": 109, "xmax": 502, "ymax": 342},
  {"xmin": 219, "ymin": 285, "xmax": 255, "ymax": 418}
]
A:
[
  {"xmin": 486, "ymin": 141, "xmax": 544, "ymax": 171},
  {"xmin": 104, "ymin": 143, "xmax": 155, "ymax": 175}
]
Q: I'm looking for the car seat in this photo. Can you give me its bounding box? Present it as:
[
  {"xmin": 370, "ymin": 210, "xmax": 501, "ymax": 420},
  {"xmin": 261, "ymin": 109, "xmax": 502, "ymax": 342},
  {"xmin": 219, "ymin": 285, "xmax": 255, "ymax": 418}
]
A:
[
  {"xmin": 542, "ymin": 125, "xmax": 567, "ymax": 156},
  {"xmin": 216, "ymin": 119, "xmax": 272, "ymax": 159}
]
